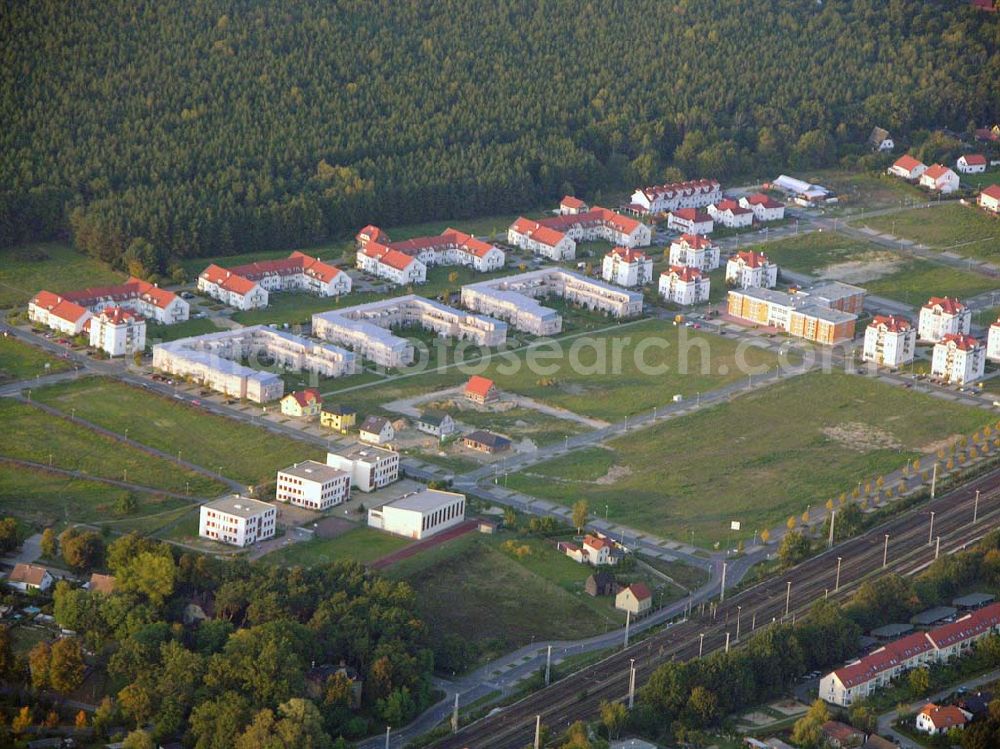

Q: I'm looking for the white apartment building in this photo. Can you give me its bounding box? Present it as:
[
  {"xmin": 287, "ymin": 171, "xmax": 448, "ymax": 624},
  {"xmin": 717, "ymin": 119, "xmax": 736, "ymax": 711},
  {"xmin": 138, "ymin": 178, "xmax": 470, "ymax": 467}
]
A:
[
  {"xmin": 863, "ymin": 315, "xmax": 916, "ymax": 368},
  {"xmin": 987, "ymin": 319, "xmax": 1000, "ymax": 362},
  {"xmin": 199, "ymin": 495, "xmax": 276, "ymax": 547},
  {"xmin": 669, "ymin": 234, "xmax": 720, "ymax": 271},
  {"xmin": 367, "ymin": 489, "xmax": 466, "ymax": 540},
  {"xmin": 276, "ymin": 461, "xmax": 351, "ymax": 511},
  {"xmin": 152, "ymin": 326, "xmax": 355, "ymax": 403},
  {"xmin": 89, "ymin": 306, "xmax": 146, "ymax": 357},
  {"xmin": 356, "ymin": 245, "xmax": 427, "ymax": 285},
  {"xmin": 199, "ymin": 251, "xmax": 350, "ymax": 309},
  {"xmin": 326, "ymin": 446, "xmax": 399, "ymax": 492},
  {"xmin": 30, "ymin": 277, "xmax": 189, "ymax": 330},
  {"xmin": 461, "ymin": 268, "xmax": 643, "ymax": 336},
  {"xmin": 918, "ymin": 297, "xmax": 971, "ymax": 342},
  {"xmin": 602, "ymin": 247, "xmax": 653, "ymax": 288},
  {"xmin": 725, "ymin": 251, "xmax": 778, "ymax": 289},
  {"xmin": 312, "ymin": 295, "xmax": 507, "ymax": 369},
  {"xmin": 197, "ymin": 266, "xmax": 267, "ymax": 309},
  {"xmin": 666, "ymin": 208, "xmax": 714, "ymax": 235},
  {"xmin": 507, "ymin": 218, "xmax": 577, "ymax": 261},
  {"xmin": 28, "ymin": 291, "xmax": 92, "ymax": 335},
  {"xmin": 356, "ymin": 225, "xmax": 505, "ymax": 276},
  {"xmin": 739, "ymin": 194, "xmax": 786, "ymax": 222},
  {"xmin": 628, "ymin": 179, "xmax": 722, "ymax": 215},
  {"xmin": 919, "ymin": 164, "xmax": 960, "ymax": 194},
  {"xmin": 931, "ymin": 334, "xmax": 985, "ymax": 385},
  {"xmin": 508, "ymin": 204, "xmax": 651, "ymax": 260},
  {"xmin": 658, "ymin": 266, "xmax": 710, "ymax": 306},
  {"xmin": 708, "ymin": 200, "xmax": 754, "ymax": 229}
]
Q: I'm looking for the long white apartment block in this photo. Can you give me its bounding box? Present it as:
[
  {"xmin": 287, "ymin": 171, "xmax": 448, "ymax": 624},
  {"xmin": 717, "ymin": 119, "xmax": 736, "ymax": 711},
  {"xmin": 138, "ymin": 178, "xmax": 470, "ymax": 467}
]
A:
[
  {"xmin": 326, "ymin": 445, "xmax": 399, "ymax": 493},
  {"xmin": 461, "ymin": 268, "xmax": 643, "ymax": 336},
  {"xmin": 312, "ymin": 295, "xmax": 507, "ymax": 369},
  {"xmin": 276, "ymin": 460, "xmax": 351, "ymax": 511},
  {"xmin": 199, "ymin": 495, "xmax": 276, "ymax": 547},
  {"xmin": 152, "ymin": 326, "xmax": 355, "ymax": 403}
]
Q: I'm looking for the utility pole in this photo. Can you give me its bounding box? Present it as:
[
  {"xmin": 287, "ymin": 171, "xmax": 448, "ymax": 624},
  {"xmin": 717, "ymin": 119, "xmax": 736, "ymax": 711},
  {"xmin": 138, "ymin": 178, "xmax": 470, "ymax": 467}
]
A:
[
  {"xmin": 751, "ymin": 611, "xmax": 756, "ymax": 631},
  {"xmin": 835, "ymin": 557, "xmax": 842, "ymax": 593},
  {"xmin": 931, "ymin": 463, "xmax": 938, "ymax": 499},
  {"xmin": 624, "ymin": 609, "xmax": 631, "ymax": 648},
  {"xmin": 828, "ymin": 509, "xmax": 836, "ymax": 549},
  {"xmin": 545, "ymin": 645, "xmax": 552, "ymax": 686},
  {"xmin": 534, "ymin": 716, "xmax": 541, "ymax": 749},
  {"xmin": 785, "ymin": 581, "xmax": 792, "ymax": 618},
  {"xmin": 883, "ymin": 534, "xmax": 890, "ymax": 568},
  {"xmin": 974, "ymin": 489, "xmax": 980, "ymax": 524},
  {"xmin": 725, "ymin": 631, "xmax": 731, "ymax": 653},
  {"xmin": 935, "ymin": 536, "xmax": 941, "ymax": 560},
  {"xmin": 452, "ymin": 694, "xmax": 459, "ymax": 732},
  {"xmin": 699, "ymin": 632, "xmax": 705, "ymax": 657},
  {"xmin": 720, "ymin": 561, "xmax": 727, "ymax": 602},
  {"xmin": 929, "ymin": 510, "xmax": 935, "ymax": 546},
  {"xmin": 736, "ymin": 605, "xmax": 742, "ymax": 642},
  {"xmin": 385, "ymin": 726, "xmax": 391, "ymax": 749},
  {"xmin": 628, "ymin": 659, "xmax": 636, "ymax": 709}
]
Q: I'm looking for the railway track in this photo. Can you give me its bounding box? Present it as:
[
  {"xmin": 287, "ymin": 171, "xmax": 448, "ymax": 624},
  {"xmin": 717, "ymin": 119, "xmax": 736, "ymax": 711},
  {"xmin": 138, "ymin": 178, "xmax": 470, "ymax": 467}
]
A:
[{"xmin": 433, "ymin": 467, "xmax": 1000, "ymax": 749}]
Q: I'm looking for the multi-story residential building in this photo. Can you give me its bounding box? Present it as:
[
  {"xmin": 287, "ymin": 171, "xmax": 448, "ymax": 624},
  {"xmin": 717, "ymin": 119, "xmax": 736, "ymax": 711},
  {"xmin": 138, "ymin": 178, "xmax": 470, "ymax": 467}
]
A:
[
  {"xmin": 367, "ymin": 489, "xmax": 466, "ymax": 540},
  {"xmin": 507, "ymin": 204, "xmax": 652, "ymax": 260},
  {"xmin": 659, "ymin": 266, "xmax": 710, "ymax": 306},
  {"xmin": 276, "ymin": 460, "xmax": 350, "ymax": 511},
  {"xmin": 727, "ymin": 283, "xmax": 863, "ymax": 345},
  {"xmin": 739, "ymin": 193, "xmax": 786, "ymax": 222},
  {"xmin": 987, "ymin": 319, "xmax": 1000, "ymax": 362},
  {"xmin": 931, "ymin": 334, "xmax": 985, "ymax": 385},
  {"xmin": 919, "ymin": 164, "xmax": 960, "ymax": 194},
  {"xmin": 602, "ymin": 247, "xmax": 654, "ymax": 288},
  {"xmin": 666, "ymin": 208, "xmax": 714, "ymax": 235},
  {"xmin": 280, "ymin": 388, "xmax": 322, "ymax": 418},
  {"xmin": 725, "ymin": 251, "xmax": 778, "ymax": 289},
  {"xmin": 326, "ymin": 445, "xmax": 399, "ymax": 492},
  {"xmin": 199, "ymin": 495, "xmax": 276, "ymax": 547},
  {"xmin": 956, "ymin": 154, "xmax": 987, "ymax": 174},
  {"xmin": 863, "ymin": 315, "xmax": 916, "ymax": 367},
  {"xmin": 918, "ymin": 297, "xmax": 971, "ymax": 342},
  {"xmin": 461, "ymin": 269, "xmax": 643, "ymax": 335},
  {"xmin": 669, "ymin": 234, "xmax": 720, "ymax": 271},
  {"xmin": 888, "ymin": 155, "xmax": 927, "ymax": 180},
  {"xmin": 30, "ymin": 278, "xmax": 189, "ymax": 332},
  {"xmin": 708, "ymin": 199, "xmax": 754, "ymax": 229},
  {"xmin": 979, "ymin": 184, "xmax": 1000, "ymax": 214},
  {"xmin": 88, "ymin": 306, "xmax": 146, "ymax": 357},
  {"xmin": 820, "ymin": 604, "xmax": 1000, "ymax": 707},
  {"xmin": 199, "ymin": 251, "xmax": 350, "ymax": 309},
  {"xmin": 627, "ymin": 179, "xmax": 722, "ymax": 215},
  {"xmin": 152, "ymin": 326, "xmax": 355, "ymax": 403},
  {"xmin": 355, "ymin": 225, "xmax": 504, "ymax": 285},
  {"xmin": 312, "ymin": 295, "xmax": 507, "ymax": 369}
]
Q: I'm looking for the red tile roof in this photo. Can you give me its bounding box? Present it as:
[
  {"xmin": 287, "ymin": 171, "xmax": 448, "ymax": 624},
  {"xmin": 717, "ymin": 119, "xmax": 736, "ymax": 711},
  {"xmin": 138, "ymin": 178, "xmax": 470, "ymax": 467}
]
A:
[
  {"xmin": 9, "ymin": 563, "xmax": 50, "ymax": 587},
  {"xmin": 97, "ymin": 306, "xmax": 142, "ymax": 325},
  {"xmin": 640, "ymin": 179, "xmax": 721, "ymax": 202},
  {"xmin": 671, "ymin": 208, "xmax": 712, "ymax": 222},
  {"xmin": 961, "ymin": 154, "xmax": 987, "ymax": 166},
  {"xmin": 833, "ymin": 632, "xmax": 934, "ymax": 688},
  {"xmin": 606, "ymin": 246, "xmax": 648, "ymax": 263},
  {"xmin": 29, "ymin": 290, "xmax": 91, "ymax": 324},
  {"xmin": 627, "ymin": 582, "xmax": 652, "ymax": 601},
  {"xmin": 821, "ymin": 721, "xmax": 864, "ymax": 743},
  {"xmin": 924, "ymin": 296, "xmax": 966, "ymax": 314},
  {"xmin": 871, "ymin": 315, "xmax": 912, "ymax": 333},
  {"xmin": 744, "ymin": 193, "xmax": 784, "ymax": 209},
  {"xmin": 714, "ymin": 199, "xmax": 752, "ymax": 215},
  {"xmin": 561, "ymin": 196, "xmax": 587, "ymax": 210},
  {"xmin": 89, "ymin": 573, "xmax": 116, "ymax": 595},
  {"xmin": 923, "ymin": 164, "xmax": 953, "ymax": 180},
  {"xmin": 893, "ymin": 155, "xmax": 924, "ymax": 172},
  {"xmin": 226, "ymin": 252, "xmax": 342, "ymax": 285},
  {"xmin": 512, "ymin": 206, "xmax": 642, "ymax": 243},
  {"xmin": 940, "ymin": 333, "xmax": 980, "ymax": 351},
  {"xmin": 981, "ymin": 184, "xmax": 1000, "ymax": 200},
  {"xmin": 666, "ymin": 265, "xmax": 704, "ymax": 282},
  {"xmin": 285, "ymin": 389, "xmax": 322, "ymax": 408},
  {"xmin": 510, "ymin": 218, "xmax": 567, "ymax": 248},
  {"xmin": 732, "ymin": 250, "xmax": 770, "ymax": 268},
  {"xmin": 927, "ymin": 604, "xmax": 1000, "ymax": 648},
  {"xmin": 583, "ymin": 535, "xmax": 608, "ymax": 551},
  {"xmin": 200, "ymin": 264, "xmax": 261, "ymax": 296},
  {"xmin": 676, "ymin": 233, "xmax": 713, "ymax": 249},
  {"xmin": 919, "ymin": 704, "xmax": 968, "ymax": 730},
  {"xmin": 465, "ymin": 375, "xmax": 496, "ymax": 398}
]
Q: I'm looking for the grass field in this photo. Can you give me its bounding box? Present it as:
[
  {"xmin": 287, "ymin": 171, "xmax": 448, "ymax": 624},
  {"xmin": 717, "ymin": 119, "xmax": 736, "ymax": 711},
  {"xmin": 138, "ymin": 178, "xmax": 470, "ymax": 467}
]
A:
[
  {"xmin": 145, "ymin": 317, "xmax": 221, "ymax": 344},
  {"xmin": 0, "ymin": 463, "xmax": 191, "ymax": 528},
  {"xmin": 263, "ymin": 525, "xmax": 411, "ymax": 567},
  {"xmin": 962, "ymin": 165, "xmax": 1000, "ymax": 192},
  {"xmin": 0, "ymin": 399, "xmax": 224, "ymax": 495},
  {"xmin": 860, "ymin": 203, "xmax": 1000, "ymax": 261},
  {"xmin": 814, "ymin": 169, "xmax": 926, "ymax": 212},
  {"xmin": 322, "ymin": 318, "xmax": 782, "ymax": 422},
  {"xmin": 757, "ymin": 232, "xmax": 888, "ymax": 274},
  {"xmin": 505, "ymin": 372, "xmax": 995, "ymax": 545},
  {"xmin": 31, "ymin": 377, "xmax": 323, "ymax": 485},
  {"xmin": 863, "ymin": 260, "xmax": 998, "ymax": 306},
  {"xmin": 0, "ymin": 336, "xmax": 69, "ymax": 381},
  {"xmin": 443, "ymin": 406, "xmax": 587, "ymax": 446},
  {"xmin": 0, "ymin": 242, "xmax": 125, "ymax": 309}
]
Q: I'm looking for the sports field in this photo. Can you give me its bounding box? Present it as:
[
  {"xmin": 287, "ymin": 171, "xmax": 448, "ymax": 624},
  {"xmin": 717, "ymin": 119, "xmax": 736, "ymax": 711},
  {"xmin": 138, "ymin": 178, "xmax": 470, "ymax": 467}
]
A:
[{"xmin": 505, "ymin": 372, "xmax": 995, "ymax": 546}]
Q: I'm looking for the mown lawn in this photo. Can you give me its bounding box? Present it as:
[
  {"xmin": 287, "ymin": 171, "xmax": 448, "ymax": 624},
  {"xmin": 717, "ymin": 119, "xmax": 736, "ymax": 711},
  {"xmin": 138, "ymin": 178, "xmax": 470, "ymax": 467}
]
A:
[
  {"xmin": 0, "ymin": 399, "xmax": 223, "ymax": 495},
  {"xmin": 321, "ymin": 318, "xmax": 782, "ymax": 422},
  {"xmin": 861, "ymin": 203, "xmax": 1000, "ymax": 261},
  {"xmin": 505, "ymin": 372, "xmax": 995, "ymax": 546},
  {"xmin": 263, "ymin": 525, "xmax": 412, "ymax": 567},
  {"xmin": 0, "ymin": 242, "xmax": 125, "ymax": 309},
  {"xmin": 0, "ymin": 463, "xmax": 191, "ymax": 528},
  {"xmin": 962, "ymin": 165, "xmax": 1000, "ymax": 192},
  {"xmin": 145, "ymin": 317, "xmax": 221, "ymax": 344},
  {"xmin": 0, "ymin": 335, "xmax": 69, "ymax": 381},
  {"xmin": 31, "ymin": 377, "xmax": 322, "ymax": 485}
]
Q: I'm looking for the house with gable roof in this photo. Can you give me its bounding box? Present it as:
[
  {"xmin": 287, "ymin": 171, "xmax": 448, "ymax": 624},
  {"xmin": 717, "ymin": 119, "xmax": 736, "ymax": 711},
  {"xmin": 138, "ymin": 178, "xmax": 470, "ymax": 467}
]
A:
[
  {"xmin": 888, "ymin": 155, "xmax": 927, "ymax": 180},
  {"xmin": 708, "ymin": 199, "xmax": 754, "ymax": 229},
  {"xmin": 918, "ymin": 297, "xmax": 971, "ymax": 342},
  {"xmin": 957, "ymin": 154, "xmax": 987, "ymax": 174},
  {"xmin": 280, "ymin": 388, "xmax": 323, "ymax": 418},
  {"xmin": 669, "ymin": 234, "xmax": 720, "ymax": 271},
  {"xmin": 919, "ymin": 164, "xmax": 960, "ymax": 194},
  {"xmin": 725, "ymin": 251, "xmax": 778, "ymax": 289},
  {"xmin": 978, "ymin": 184, "xmax": 1000, "ymax": 214},
  {"xmin": 931, "ymin": 334, "xmax": 985, "ymax": 385},
  {"xmin": 602, "ymin": 246, "xmax": 653, "ymax": 288}
]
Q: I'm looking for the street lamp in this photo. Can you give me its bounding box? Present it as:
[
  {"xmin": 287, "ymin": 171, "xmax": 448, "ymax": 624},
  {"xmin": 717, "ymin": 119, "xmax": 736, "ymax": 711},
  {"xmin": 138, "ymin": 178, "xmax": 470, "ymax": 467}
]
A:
[
  {"xmin": 883, "ymin": 534, "xmax": 890, "ymax": 568},
  {"xmin": 736, "ymin": 605, "xmax": 742, "ymax": 642},
  {"xmin": 785, "ymin": 581, "xmax": 792, "ymax": 618},
  {"xmin": 835, "ymin": 556, "xmax": 842, "ymax": 592}
]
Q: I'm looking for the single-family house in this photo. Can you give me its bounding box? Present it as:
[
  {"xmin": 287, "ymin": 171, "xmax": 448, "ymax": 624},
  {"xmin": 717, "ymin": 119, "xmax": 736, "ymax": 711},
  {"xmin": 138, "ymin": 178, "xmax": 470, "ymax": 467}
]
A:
[
  {"xmin": 320, "ymin": 404, "xmax": 357, "ymax": 432},
  {"xmin": 586, "ymin": 571, "xmax": 617, "ymax": 597},
  {"xmin": 868, "ymin": 127, "xmax": 894, "ymax": 152},
  {"xmin": 820, "ymin": 721, "xmax": 864, "ymax": 749},
  {"xmin": 559, "ymin": 196, "xmax": 589, "ymax": 215},
  {"xmin": 88, "ymin": 573, "xmax": 116, "ymax": 595},
  {"xmin": 978, "ymin": 184, "xmax": 1000, "ymax": 214},
  {"xmin": 957, "ymin": 154, "xmax": 987, "ymax": 174},
  {"xmin": 463, "ymin": 430, "xmax": 511, "ymax": 453},
  {"xmin": 615, "ymin": 583, "xmax": 653, "ymax": 615},
  {"xmin": 919, "ymin": 164, "xmax": 960, "ymax": 194},
  {"xmin": 414, "ymin": 409, "xmax": 456, "ymax": 439},
  {"xmin": 465, "ymin": 375, "xmax": 498, "ymax": 405},
  {"xmin": 7, "ymin": 563, "xmax": 54, "ymax": 593},
  {"xmin": 582, "ymin": 535, "xmax": 611, "ymax": 566},
  {"xmin": 359, "ymin": 415, "xmax": 395, "ymax": 445},
  {"xmin": 888, "ymin": 155, "xmax": 927, "ymax": 180},
  {"xmin": 280, "ymin": 388, "xmax": 323, "ymax": 418},
  {"xmin": 915, "ymin": 704, "xmax": 970, "ymax": 735}
]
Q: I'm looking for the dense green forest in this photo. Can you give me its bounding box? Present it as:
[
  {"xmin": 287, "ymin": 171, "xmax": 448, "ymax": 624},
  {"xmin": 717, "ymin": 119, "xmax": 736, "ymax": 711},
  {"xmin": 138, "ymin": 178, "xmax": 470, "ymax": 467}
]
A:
[{"xmin": 1, "ymin": 0, "xmax": 996, "ymax": 275}]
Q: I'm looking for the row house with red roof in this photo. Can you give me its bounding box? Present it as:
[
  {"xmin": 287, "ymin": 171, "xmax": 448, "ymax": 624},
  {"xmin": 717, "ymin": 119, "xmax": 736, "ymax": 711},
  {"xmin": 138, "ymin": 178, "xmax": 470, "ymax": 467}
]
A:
[
  {"xmin": 862, "ymin": 315, "xmax": 916, "ymax": 368},
  {"xmin": 978, "ymin": 184, "xmax": 1000, "ymax": 214},
  {"xmin": 659, "ymin": 266, "xmax": 710, "ymax": 306},
  {"xmin": 725, "ymin": 251, "xmax": 778, "ymax": 289},
  {"xmin": 708, "ymin": 199, "xmax": 754, "ymax": 229},
  {"xmin": 956, "ymin": 154, "xmax": 987, "ymax": 174},
  {"xmin": 89, "ymin": 306, "xmax": 146, "ymax": 357},
  {"xmin": 988, "ymin": 319, "xmax": 1000, "ymax": 362},
  {"xmin": 820, "ymin": 604, "xmax": 1000, "ymax": 707},
  {"xmin": 739, "ymin": 193, "xmax": 786, "ymax": 222},
  {"xmin": 29, "ymin": 277, "xmax": 189, "ymax": 333},
  {"xmin": 667, "ymin": 208, "xmax": 714, "ymax": 235},
  {"xmin": 602, "ymin": 247, "xmax": 654, "ymax": 288},
  {"xmin": 506, "ymin": 218, "xmax": 577, "ymax": 261},
  {"xmin": 931, "ymin": 333, "xmax": 985, "ymax": 385},
  {"xmin": 918, "ymin": 297, "xmax": 971, "ymax": 342},
  {"xmin": 669, "ymin": 234, "xmax": 720, "ymax": 271},
  {"xmin": 28, "ymin": 292, "xmax": 92, "ymax": 336},
  {"xmin": 507, "ymin": 204, "xmax": 652, "ymax": 260},
  {"xmin": 199, "ymin": 251, "xmax": 351, "ymax": 309},
  {"xmin": 628, "ymin": 179, "xmax": 723, "ymax": 215},
  {"xmin": 888, "ymin": 155, "xmax": 928, "ymax": 181},
  {"xmin": 356, "ymin": 226, "xmax": 505, "ymax": 282},
  {"xmin": 919, "ymin": 164, "xmax": 960, "ymax": 194}
]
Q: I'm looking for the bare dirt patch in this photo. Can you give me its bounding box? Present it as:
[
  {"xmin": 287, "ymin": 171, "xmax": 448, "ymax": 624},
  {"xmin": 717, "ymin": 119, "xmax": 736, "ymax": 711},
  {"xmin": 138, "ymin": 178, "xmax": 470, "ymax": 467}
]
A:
[
  {"xmin": 595, "ymin": 464, "xmax": 633, "ymax": 485},
  {"xmin": 822, "ymin": 422, "xmax": 902, "ymax": 452},
  {"xmin": 770, "ymin": 699, "xmax": 808, "ymax": 717},
  {"xmin": 313, "ymin": 516, "xmax": 356, "ymax": 539},
  {"xmin": 921, "ymin": 434, "xmax": 964, "ymax": 455},
  {"xmin": 814, "ymin": 252, "xmax": 905, "ymax": 284}
]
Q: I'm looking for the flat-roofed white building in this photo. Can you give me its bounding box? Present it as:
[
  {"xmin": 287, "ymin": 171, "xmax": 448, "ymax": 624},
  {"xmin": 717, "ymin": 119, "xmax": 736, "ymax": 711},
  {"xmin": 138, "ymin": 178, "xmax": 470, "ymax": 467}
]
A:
[
  {"xmin": 276, "ymin": 460, "xmax": 351, "ymax": 511},
  {"xmin": 88, "ymin": 306, "xmax": 146, "ymax": 356},
  {"xmin": 658, "ymin": 266, "xmax": 710, "ymax": 306},
  {"xmin": 987, "ymin": 319, "xmax": 1000, "ymax": 362},
  {"xmin": 368, "ymin": 489, "xmax": 466, "ymax": 540},
  {"xmin": 462, "ymin": 268, "xmax": 643, "ymax": 336},
  {"xmin": 152, "ymin": 326, "xmax": 355, "ymax": 403},
  {"xmin": 326, "ymin": 445, "xmax": 399, "ymax": 492},
  {"xmin": 602, "ymin": 247, "xmax": 653, "ymax": 288},
  {"xmin": 727, "ymin": 284, "xmax": 862, "ymax": 345},
  {"xmin": 199, "ymin": 495, "xmax": 276, "ymax": 547},
  {"xmin": 931, "ymin": 334, "xmax": 985, "ymax": 385},
  {"xmin": 725, "ymin": 251, "xmax": 778, "ymax": 289},
  {"xmin": 918, "ymin": 297, "xmax": 971, "ymax": 342},
  {"xmin": 312, "ymin": 295, "xmax": 507, "ymax": 369},
  {"xmin": 863, "ymin": 315, "xmax": 916, "ymax": 368},
  {"xmin": 669, "ymin": 234, "xmax": 720, "ymax": 271}
]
